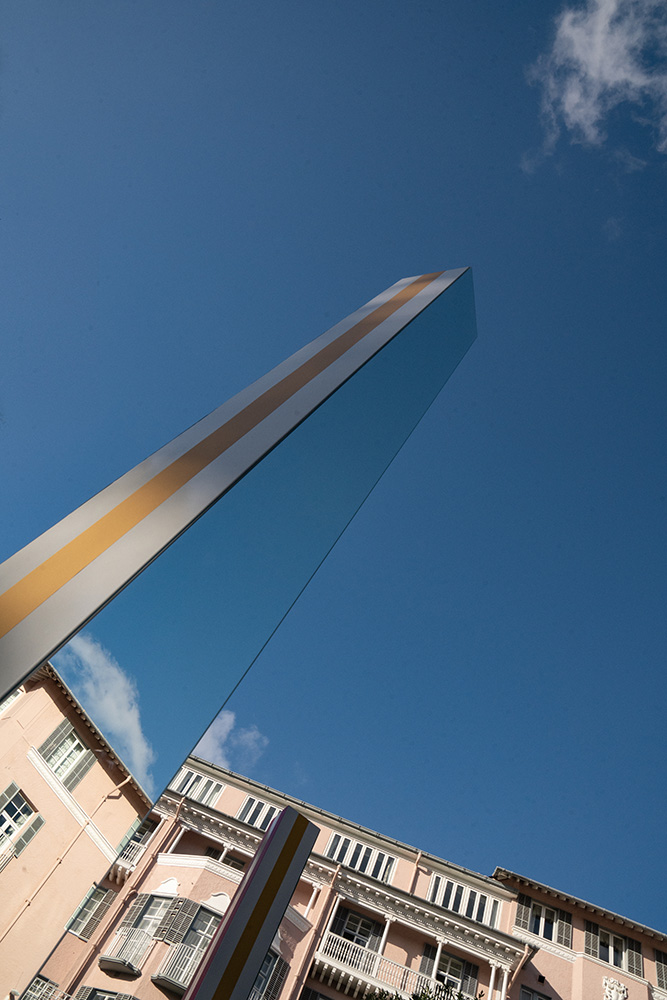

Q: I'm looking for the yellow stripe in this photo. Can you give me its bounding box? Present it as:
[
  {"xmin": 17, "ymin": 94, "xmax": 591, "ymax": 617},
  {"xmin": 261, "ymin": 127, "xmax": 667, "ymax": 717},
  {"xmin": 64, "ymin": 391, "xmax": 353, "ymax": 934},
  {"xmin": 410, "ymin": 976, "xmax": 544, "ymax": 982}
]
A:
[
  {"xmin": 210, "ymin": 813, "xmax": 310, "ymax": 1000},
  {"xmin": 0, "ymin": 273, "xmax": 442, "ymax": 638}
]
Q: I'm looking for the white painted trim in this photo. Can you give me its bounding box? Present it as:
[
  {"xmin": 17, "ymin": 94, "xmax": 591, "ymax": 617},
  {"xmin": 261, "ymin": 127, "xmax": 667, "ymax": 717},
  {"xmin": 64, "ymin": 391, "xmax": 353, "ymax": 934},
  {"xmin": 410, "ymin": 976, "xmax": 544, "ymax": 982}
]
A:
[
  {"xmin": 284, "ymin": 905, "xmax": 312, "ymax": 933},
  {"xmin": 27, "ymin": 747, "xmax": 117, "ymax": 862},
  {"xmin": 156, "ymin": 851, "xmax": 245, "ymax": 884}
]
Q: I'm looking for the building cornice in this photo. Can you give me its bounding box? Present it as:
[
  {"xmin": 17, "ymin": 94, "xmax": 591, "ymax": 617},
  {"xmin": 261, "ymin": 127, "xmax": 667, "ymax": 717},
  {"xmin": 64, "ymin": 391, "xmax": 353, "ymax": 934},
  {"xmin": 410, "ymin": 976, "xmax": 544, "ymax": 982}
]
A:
[
  {"xmin": 493, "ymin": 868, "xmax": 667, "ymax": 943},
  {"xmin": 334, "ymin": 869, "xmax": 524, "ymax": 968}
]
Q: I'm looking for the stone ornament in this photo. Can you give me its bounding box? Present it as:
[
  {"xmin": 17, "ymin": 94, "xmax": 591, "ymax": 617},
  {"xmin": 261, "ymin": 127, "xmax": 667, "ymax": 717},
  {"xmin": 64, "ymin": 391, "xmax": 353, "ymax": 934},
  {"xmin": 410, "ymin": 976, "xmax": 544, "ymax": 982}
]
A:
[{"xmin": 603, "ymin": 976, "xmax": 628, "ymax": 1000}]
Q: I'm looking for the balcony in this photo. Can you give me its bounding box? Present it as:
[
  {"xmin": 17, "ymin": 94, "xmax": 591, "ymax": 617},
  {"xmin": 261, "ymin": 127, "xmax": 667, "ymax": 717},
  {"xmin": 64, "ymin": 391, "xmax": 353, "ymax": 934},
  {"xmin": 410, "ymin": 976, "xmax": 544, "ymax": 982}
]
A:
[
  {"xmin": 109, "ymin": 841, "xmax": 148, "ymax": 884},
  {"xmin": 98, "ymin": 927, "xmax": 153, "ymax": 975},
  {"xmin": 151, "ymin": 941, "xmax": 208, "ymax": 995},
  {"xmin": 312, "ymin": 931, "xmax": 475, "ymax": 1000}
]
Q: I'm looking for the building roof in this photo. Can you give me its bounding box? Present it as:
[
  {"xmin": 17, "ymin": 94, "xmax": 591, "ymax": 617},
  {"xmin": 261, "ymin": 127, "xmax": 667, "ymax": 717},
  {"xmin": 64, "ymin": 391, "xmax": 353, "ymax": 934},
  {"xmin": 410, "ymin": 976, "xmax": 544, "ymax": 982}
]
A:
[
  {"xmin": 493, "ymin": 867, "xmax": 667, "ymax": 943},
  {"xmin": 32, "ymin": 662, "xmax": 153, "ymax": 808},
  {"xmin": 187, "ymin": 754, "xmax": 513, "ymax": 896}
]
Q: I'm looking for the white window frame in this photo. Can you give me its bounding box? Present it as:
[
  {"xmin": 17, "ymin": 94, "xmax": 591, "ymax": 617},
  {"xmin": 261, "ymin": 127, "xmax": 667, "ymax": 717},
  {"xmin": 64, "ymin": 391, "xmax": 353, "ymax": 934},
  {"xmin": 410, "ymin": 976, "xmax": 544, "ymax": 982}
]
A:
[
  {"xmin": 170, "ymin": 767, "xmax": 224, "ymax": 808},
  {"xmin": 0, "ymin": 686, "xmax": 23, "ymax": 714},
  {"xmin": 324, "ymin": 833, "xmax": 396, "ymax": 883},
  {"xmin": 0, "ymin": 787, "xmax": 34, "ymax": 845},
  {"xmin": 44, "ymin": 729, "xmax": 88, "ymax": 783},
  {"xmin": 236, "ymin": 796, "xmax": 278, "ymax": 831},
  {"xmin": 428, "ymin": 874, "xmax": 499, "ymax": 927},
  {"xmin": 68, "ymin": 885, "xmax": 109, "ymax": 937}
]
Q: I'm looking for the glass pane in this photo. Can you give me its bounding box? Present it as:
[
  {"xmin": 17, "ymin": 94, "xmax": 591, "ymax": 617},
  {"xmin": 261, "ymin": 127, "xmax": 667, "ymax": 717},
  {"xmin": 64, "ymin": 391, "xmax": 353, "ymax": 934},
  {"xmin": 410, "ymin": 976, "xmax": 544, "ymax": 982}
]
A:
[{"xmin": 52, "ymin": 271, "xmax": 476, "ymax": 791}]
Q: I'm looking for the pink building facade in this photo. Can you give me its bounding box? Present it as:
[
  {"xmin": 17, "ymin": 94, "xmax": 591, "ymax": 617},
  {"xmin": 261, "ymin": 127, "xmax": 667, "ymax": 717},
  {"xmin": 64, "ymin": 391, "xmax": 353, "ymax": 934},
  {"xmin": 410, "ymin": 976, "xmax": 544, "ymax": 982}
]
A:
[
  {"xmin": 22, "ymin": 754, "xmax": 667, "ymax": 1000},
  {"xmin": 0, "ymin": 665, "xmax": 151, "ymax": 998}
]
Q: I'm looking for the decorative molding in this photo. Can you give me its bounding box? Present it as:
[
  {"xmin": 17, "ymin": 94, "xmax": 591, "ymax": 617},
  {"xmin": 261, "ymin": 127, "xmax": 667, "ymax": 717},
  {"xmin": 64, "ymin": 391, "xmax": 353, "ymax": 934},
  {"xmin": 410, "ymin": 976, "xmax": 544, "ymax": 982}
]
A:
[
  {"xmin": 512, "ymin": 930, "xmax": 577, "ymax": 963},
  {"xmin": 202, "ymin": 892, "xmax": 230, "ymax": 914},
  {"xmin": 335, "ymin": 873, "xmax": 522, "ymax": 967},
  {"xmin": 155, "ymin": 877, "xmax": 178, "ymax": 896},
  {"xmin": 650, "ymin": 986, "xmax": 667, "ymax": 1000},
  {"xmin": 27, "ymin": 746, "xmax": 117, "ymax": 862},
  {"xmin": 603, "ymin": 977, "xmax": 628, "ymax": 1000},
  {"xmin": 284, "ymin": 905, "xmax": 312, "ymax": 933},
  {"xmin": 156, "ymin": 852, "xmax": 245, "ymax": 884}
]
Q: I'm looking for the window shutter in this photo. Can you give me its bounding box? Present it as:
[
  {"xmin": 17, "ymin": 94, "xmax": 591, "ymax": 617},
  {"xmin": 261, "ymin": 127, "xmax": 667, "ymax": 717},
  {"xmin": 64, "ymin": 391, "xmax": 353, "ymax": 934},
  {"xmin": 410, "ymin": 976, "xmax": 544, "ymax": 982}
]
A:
[
  {"xmin": 515, "ymin": 893, "xmax": 532, "ymax": 930},
  {"xmin": 14, "ymin": 814, "xmax": 44, "ymax": 855},
  {"xmin": 331, "ymin": 905, "xmax": 350, "ymax": 937},
  {"xmin": 0, "ymin": 781, "xmax": 20, "ymax": 812},
  {"xmin": 117, "ymin": 817, "xmax": 142, "ymax": 853},
  {"xmin": 626, "ymin": 938, "xmax": 642, "ymax": 977},
  {"xmin": 79, "ymin": 887, "xmax": 116, "ymax": 941},
  {"xmin": 73, "ymin": 988, "xmax": 95, "ymax": 1000},
  {"xmin": 585, "ymin": 920, "xmax": 599, "ymax": 957},
  {"xmin": 116, "ymin": 993, "xmax": 139, "ymax": 1000},
  {"xmin": 420, "ymin": 942, "xmax": 437, "ymax": 976},
  {"xmin": 556, "ymin": 909, "xmax": 572, "ymax": 948},
  {"xmin": 119, "ymin": 893, "xmax": 150, "ymax": 928},
  {"xmin": 656, "ymin": 949, "xmax": 667, "ymax": 990},
  {"xmin": 156, "ymin": 897, "xmax": 200, "ymax": 943},
  {"xmin": 368, "ymin": 918, "xmax": 384, "ymax": 953},
  {"xmin": 38, "ymin": 720, "xmax": 72, "ymax": 760},
  {"xmin": 264, "ymin": 956, "xmax": 289, "ymax": 1000},
  {"xmin": 63, "ymin": 748, "xmax": 95, "ymax": 791},
  {"xmin": 461, "ymin": 960, "xmax": 479, "ymax": 996}
]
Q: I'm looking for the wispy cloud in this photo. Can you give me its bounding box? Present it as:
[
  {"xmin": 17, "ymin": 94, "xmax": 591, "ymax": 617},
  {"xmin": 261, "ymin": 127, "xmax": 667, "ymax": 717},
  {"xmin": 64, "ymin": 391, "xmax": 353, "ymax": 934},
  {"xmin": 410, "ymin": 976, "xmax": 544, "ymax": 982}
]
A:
[
  {"xmin": 529, "ymin": 0, "xmax": 667, "ymax": 157},
  {"xmin": 194, "ymin": 710, "xmax": 268, "ymax": 773},
  {"xmin": 55, "ymin": 633, "xmax": 156, "ymax": 796}
]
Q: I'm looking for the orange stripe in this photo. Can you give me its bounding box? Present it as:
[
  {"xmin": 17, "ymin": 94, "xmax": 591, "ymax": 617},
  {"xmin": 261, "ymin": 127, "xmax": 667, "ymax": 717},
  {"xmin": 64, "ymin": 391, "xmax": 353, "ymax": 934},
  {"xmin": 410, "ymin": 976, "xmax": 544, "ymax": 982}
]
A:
[
  {"xmin": 0, "ymin": 273, "xmax": 442, "ymax": 638},
  {"xmin": 210, "ymin": 813, "xmax": 310, "ymax": 1000}
]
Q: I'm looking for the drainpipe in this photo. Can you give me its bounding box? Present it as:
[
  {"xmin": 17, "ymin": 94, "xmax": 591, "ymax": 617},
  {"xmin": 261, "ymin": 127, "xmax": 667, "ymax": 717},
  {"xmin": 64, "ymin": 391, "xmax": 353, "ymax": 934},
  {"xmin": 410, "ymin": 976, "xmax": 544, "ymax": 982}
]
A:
[
  {"xmin": 506, "ymin": 943, "xmax": 537, "ymax": 995},
  {"xmin": 409, "ymin": 851, "xmax": 423, "ymax": 895}
]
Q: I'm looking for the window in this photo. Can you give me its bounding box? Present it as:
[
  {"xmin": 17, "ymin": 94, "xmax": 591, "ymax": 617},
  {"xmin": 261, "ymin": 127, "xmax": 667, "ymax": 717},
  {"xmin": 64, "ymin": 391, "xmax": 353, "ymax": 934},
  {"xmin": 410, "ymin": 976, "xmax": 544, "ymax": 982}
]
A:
[
  {"xmin": 68, "ymin": 885, "xmax": 116, "ymax": 940},
  {"xmin": 249, "ymin": 950, "xmax": 289, "ymax": 1000},
  {"xmin": 428, "ymin": 875, "xmax": 500, "ymax": 928},
  {"xmin": 656, "ymin": 949, "xmax": 667, "ymax": 990},
  {"xmin": 183, "ymin": 907, "xmax": 221, "ymax": 952},
  {"xmin": 22, "ymin": 977, "xmax": 58, "ymax": 1000},
  {"xmin": 170, "ymin": 767, "xmax": 224, "ymax": 807},
  {"xmin": 237, "ymin": 796, "xmax": 278, "ymax": 831},
  {"xmin": 0, "ymin": 686, "xmax": 22, "ymax": 714},
  {"xmin": 204, "ymin": 845, "xmax": 247, "ymax": 870},
  {"xmin": 331, "ymin": 905, "xmax": 384, "ymax": 951},
  {"xmin": 515, "ymin": 894, "xmax": 572, "ymax": 948},
  {"xmin": 520, "ymin": 991, "xmax": 550, "ymax": 1000},
  {"xmin": 324, "ymin": 834, "xmax": 395, "ymax": 883},
  {"xmin": 585, "ymin": 921, "xmax": 643, "ymax": 976},
  {"xmin": 0, "ymin": 782, "xmax": 44, "ymax": 865},
  {"xmin": 38, "ymin": 720, "xmax": 95, "ymax": 791},
  {"xmin": 420, "ymin": 943, "xmax": 479, "ymax": 996}
]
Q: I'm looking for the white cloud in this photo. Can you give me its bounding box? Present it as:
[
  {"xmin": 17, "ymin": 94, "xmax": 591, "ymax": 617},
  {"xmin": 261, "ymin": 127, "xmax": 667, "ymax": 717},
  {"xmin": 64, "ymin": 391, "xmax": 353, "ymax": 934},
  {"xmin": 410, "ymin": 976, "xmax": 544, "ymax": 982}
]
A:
[
  {"xmin": 55, "ymin": 633, "xmax": 156, "ymax": 796},
  {"xmin": 194, "ymin": 710, "xmax": 268, "ymax": 773},
  {"xmin": 531, "ymin": 0, "xmax": 667, "ymax": 154}
]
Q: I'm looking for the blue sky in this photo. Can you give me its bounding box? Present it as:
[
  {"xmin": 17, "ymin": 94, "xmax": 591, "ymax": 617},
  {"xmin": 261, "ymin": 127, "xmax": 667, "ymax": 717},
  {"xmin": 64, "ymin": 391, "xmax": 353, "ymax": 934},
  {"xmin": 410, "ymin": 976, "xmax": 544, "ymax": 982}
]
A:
[{"xmin": 2, "ymin": 0, "xmax": 667, "ymax": 930}]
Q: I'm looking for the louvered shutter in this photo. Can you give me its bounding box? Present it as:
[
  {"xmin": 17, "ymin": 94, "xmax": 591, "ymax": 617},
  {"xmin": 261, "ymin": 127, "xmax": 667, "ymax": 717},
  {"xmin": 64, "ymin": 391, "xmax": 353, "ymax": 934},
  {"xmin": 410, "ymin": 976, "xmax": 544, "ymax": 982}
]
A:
[
  {"xmin": 264, "ymin": 956, "xmax": 289, "ymax": 1000},
  {"xmin": 0, "ymin": 782, "xmax": 20, "ymax": 812},
  {"xmin": 420, "ymin": 942, "xmax": 437, "ymax": 976},
  {"xmin": 116, "ymin": 993, "xmax": 139, "ymax": 1000},
  {"xmin": 119, "ymin": 893, "xmax": 150, "ymax": 928},
  {"xmin": 73, "ymin": 988, "xmax": 95, "ymax": 1000},
  {"xmin": 461, "ymin": 960, "xmax": 479, "ymax": 996},
  {"xmin": 331, "ymin": 905, "xmax": 350, "ymax": 937},
  {"xmin": 656, "ymin": 949, "xmax": 667, "ymax": 990},
  {"xmin": 63, "ymin": 748, "xmax": 95, "ymax": 791},
  {"xmin": 38, "ymin": 720, "xmax": 72, "ymax": 759},
  {"xmin": 556, "ymin": 909, "xmax": 572, "ymax": 948},
  {"xmin": 368, "ymin": 918, "xmax": 384, "ymax": 953},
  {"xmin": 515, "ymin": 893, "xmax": 532, "ymax": 930},
  {"xmin": 117, "ymin": 817, "xmax": 142, "ymax": 853},
  {"xmin": 584, "ymin": 920, "xmax": 599, "ymax": 957},
  {"xmin": 156, "ymin": 897, "xmax": 200, "ymax": 943},
  {"xmin": 14, "ymin": 814, "xmax": 44, "ymax": 855},
  {"xmin": 626, "ymin": 938, "xmax": 643, "ymax": 977},
  {"xmin": 79, "ymin": 887, "xmax": 116, "ymax": 940}
]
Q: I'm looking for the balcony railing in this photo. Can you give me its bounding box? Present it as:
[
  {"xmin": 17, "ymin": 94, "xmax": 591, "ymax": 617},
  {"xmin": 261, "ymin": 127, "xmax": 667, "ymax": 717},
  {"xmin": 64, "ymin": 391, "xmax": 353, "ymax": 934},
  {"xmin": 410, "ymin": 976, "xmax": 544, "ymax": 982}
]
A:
[
  {"xmin": 98, "ymin": 927, "xmax": 153, "ymax": 974},
  {"xmin": 109, "ymin": 841, "xmax": 148, "ymax": 883},
  {"xmin": 316, "ymin": 931, "xmax": 475, "ymax": 999},
  {"xmin": 152, "ymin": 941, "xmax": 208, "ymax": 994},
  {"xmin": 0, "ymin": 833, "xmax": 15, "ymax": 873}
]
